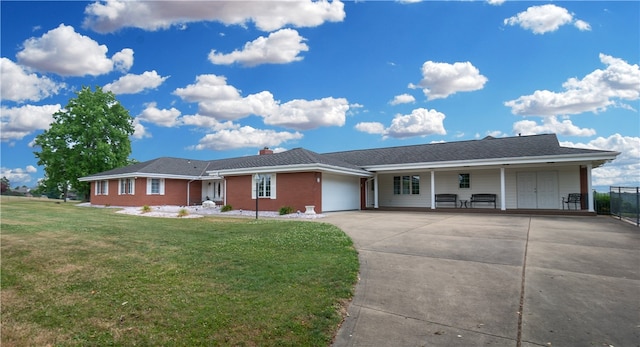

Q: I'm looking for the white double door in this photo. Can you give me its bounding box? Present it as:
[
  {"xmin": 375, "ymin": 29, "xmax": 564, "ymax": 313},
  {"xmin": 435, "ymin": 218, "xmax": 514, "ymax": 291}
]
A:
[{"xmin": 517, "ymin": 171, "xmax": 559, "ymax": 209}]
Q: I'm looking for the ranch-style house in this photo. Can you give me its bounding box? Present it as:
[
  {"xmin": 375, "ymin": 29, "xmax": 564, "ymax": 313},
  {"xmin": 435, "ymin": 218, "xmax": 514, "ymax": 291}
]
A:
[{"xmin": 79, "ymin": 134, "xmax": 619, "ymax": 214}]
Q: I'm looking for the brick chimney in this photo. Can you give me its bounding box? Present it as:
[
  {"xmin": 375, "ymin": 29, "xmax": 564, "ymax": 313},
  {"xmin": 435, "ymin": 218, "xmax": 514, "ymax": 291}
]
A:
[{"xmin": 259, "ymin": 147, "xmax": 273, "ymax": 155}]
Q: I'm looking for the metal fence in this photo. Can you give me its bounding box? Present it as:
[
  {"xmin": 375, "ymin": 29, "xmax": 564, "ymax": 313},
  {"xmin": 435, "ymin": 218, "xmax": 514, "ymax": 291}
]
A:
[{"xmin": 609, "ymin": 186, "xmax": 640, "ymax": 227}]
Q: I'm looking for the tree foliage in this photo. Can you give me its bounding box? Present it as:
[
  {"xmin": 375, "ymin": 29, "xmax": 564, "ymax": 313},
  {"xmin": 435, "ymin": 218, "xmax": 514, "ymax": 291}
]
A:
[{"xmin": 34, "ymin": 86, "xmax": 134, "ymax": 200}]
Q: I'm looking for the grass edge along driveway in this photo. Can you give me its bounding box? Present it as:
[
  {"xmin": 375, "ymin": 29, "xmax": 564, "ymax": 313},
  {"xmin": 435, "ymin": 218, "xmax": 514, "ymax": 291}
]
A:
[{"xmin": 0, "ymin": 198, "xmax": 359, "ymax": 346}]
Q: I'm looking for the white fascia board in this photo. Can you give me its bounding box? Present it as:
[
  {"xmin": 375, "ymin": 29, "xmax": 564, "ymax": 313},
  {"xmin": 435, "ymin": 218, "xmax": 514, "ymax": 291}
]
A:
[
  {"xmin": 363, "ymin": 152, "xmax": 620, "ymax": 172},
  {"xmin": 209, "ymin": 164, "xmax": 372, "ymax": 178},
  {"xmin": 78, "ymin": 172, "xmax": 200, "ymax": 182}
]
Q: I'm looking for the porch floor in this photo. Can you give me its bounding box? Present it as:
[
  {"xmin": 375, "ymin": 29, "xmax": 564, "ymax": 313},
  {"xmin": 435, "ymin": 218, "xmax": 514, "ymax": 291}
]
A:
[{"xmin": 368, "ymin": 206, "xmax": 596, "ymax": 216}]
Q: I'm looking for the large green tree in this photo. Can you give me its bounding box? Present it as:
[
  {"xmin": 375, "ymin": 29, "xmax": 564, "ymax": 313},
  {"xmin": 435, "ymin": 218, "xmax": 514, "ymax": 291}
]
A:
[{"xmin": 34, "ymin": 86, "xmax": 134, "ymax": 201}]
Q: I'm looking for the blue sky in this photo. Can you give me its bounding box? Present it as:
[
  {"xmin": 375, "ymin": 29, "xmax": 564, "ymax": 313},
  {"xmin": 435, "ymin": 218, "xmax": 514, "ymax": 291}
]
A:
[{"xmin": 1, "ymin": 0, "xmax": 638, "ymax": 191}]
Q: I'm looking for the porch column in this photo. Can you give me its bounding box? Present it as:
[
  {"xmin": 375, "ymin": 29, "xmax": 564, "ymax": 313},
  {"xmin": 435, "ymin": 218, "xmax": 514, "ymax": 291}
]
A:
[
  {"xmin": 500, "ymin": 167, "xmax": 506, "ymax": 210},
  {"xmin": 374, "ymin": 174, "xmax": 379, "ymax": 209},
  {"xmin": 586, "ymin": 164, "xmax": 594, "ymax": 212},
  {"xmin": 430, "ymin": 170, "xmax": 435, "ymax": 209}
]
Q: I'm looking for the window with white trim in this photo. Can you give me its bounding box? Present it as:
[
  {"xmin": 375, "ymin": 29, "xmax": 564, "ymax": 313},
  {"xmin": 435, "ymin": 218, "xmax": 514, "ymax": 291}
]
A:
[
  {"xmin": 458, "ymin": 173, "xmax": 470, "ymax": 189},
  {"xmin": 146, "ymin": 178, "xmax": 165, "ymax": 195},
  {"xmin": 95, "ymin": 180, "xmax": 109, "ymax": 195},
  {"xmin": 252, "ymin": 174, "xmax": 276, "ymax": 199},
  {"xmin": 119, "ymin": 178, "xmax": 135, "ymax": 195},
  {"xmin": 393, "ymin": 175, "xmax": 420, "ymax": 195}
]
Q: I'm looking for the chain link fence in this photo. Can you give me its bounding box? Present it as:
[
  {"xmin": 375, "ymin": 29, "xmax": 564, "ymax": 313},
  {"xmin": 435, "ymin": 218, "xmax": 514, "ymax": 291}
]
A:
[{"xmin": 608, "ymin": 186, "xmax": 639, "ymax": 227}]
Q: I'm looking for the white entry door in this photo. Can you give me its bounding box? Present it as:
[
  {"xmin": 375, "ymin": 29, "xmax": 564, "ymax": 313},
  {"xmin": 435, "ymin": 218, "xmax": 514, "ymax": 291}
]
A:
[{"xmin": 517, "ymin": 171, "xmax": 559, "ymax": 209}]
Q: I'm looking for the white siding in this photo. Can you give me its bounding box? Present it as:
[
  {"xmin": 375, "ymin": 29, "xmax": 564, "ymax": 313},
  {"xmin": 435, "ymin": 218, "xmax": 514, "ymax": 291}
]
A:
[
  {"xmin": 322, "ymin": 173, "xmax": 360, "ymax": 212},
  {"xmin": 431, "ymin": 169, "xmax": 501, "ymax": 206},
  {"xmin": 374, "ymin": 165, "xmax": 583, "ymax": 210},
  {"xmin": 377, "ymin": 173, "xmax": 431, "ymax": 208}
]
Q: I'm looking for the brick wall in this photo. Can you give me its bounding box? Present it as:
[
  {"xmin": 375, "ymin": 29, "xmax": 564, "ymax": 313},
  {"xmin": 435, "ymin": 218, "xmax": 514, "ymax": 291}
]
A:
[
  {"xmin": 225, "ymin": 172, "xmax": 323, "ymax": 213},
  {"xmin": 89, "ymin": 178, "xmax": 202, "ymax": 206}
]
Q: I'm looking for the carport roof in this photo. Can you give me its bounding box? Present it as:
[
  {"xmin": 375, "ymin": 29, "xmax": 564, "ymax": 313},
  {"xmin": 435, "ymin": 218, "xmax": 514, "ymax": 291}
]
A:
[{"xmin": 323, "ymin": 134, "xmax": 619, "ymax": 168}]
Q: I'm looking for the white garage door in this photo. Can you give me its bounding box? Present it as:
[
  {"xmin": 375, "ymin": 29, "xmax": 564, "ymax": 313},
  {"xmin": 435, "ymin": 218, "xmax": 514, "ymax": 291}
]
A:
[{"xmin": 322, "ymin": 173, "xmax": 361, "ymax": 212}]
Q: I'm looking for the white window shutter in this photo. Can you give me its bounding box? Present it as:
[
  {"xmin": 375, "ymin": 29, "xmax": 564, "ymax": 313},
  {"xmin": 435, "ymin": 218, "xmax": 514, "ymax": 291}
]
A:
[
  {"xmin": 251, "ymin": 176, "xmax": 257, "ymax": 199},
  {"xmin": 160, "ymin": 179, "xmax": 165, "ymax": 195},
  {"xmin": 146, "ymin": 178, "xmax": 152, "ymax": 195},
  {"xmin": 270, "ymin": 174, "xmax": 276, "ymax": 199},
  {"xmin": 104, "ymin": 181, "xmax": 109, "ymax": 195}
]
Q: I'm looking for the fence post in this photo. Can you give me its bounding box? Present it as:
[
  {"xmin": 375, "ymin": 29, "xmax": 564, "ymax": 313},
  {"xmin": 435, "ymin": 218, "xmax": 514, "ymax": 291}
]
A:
[{"xmin": 636, "ymin": 187, "xmax": 639, "ymax": 226}]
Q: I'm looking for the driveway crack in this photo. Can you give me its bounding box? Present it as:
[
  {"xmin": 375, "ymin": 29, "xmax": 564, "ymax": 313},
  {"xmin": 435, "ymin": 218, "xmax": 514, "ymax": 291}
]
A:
[{"xmin": 517, "ymin": 217, "xmax": 532, "ymax": 347}]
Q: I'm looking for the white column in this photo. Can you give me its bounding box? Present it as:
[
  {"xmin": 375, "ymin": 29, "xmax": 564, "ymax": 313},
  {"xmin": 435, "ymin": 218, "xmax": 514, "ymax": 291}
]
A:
[
  {"xmin": 586, "ymin": 164, "xmax": 594, "ymax": 212},
  {"xmin": 430, "ymin": 170, "xmax": 436, "ymax": 209},
  {"xmin": 500, "ymin": 167, "xmax": 506, "ymax": 210},
  {"xmin": 374, "ymin": 174, "xmax": 379, "ymax": 209}
]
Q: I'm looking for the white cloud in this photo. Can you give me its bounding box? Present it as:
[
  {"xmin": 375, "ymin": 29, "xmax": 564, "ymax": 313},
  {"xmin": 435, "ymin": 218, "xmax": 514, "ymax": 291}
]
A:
[
  {"xmin": 0, "ymin": 104, "xmax": 61, "ymax": 141},
  {"xmin": 112, "ymin": 48, "xmax": 134, "ymax": 72},
  {"xmin": 410, "ymin": 60, "xmax": 487, "ymax": 100},
  {"xmin": 560, "ymin": 134, "xmax": 640, "ymax": 187},
  {"xmin": 504, "ymin": 4, "xmax": 591, "ymax": 34},
  {"xmin": 16, "ymin": 24, "xmax": 133, "ymax": 76},
  {"xmin": 103, "ymin": 70, "xmax": 169, "ymax": 94},
  {"xmin": 209, "ymin": 29, "xmax": 309, "ymax": 67},
  {"xmin": 574, "ymin": 19, "xmax": 591, "ymax": 32},
  {"xmin": 355, "ymin": 108, "xmax": 446, "ymax": 139},
  {"xmin": 513, "ymin": 116, "xmax": 596, "ymax": 137},
  {"xmin": 354, "ymin": 122, "xmax": 386, "ymax": 135},
  {"xmin": 385, "ymin": 108, "xmax": 446, "ymax": 138},
  {"xmin": 487, "ymin": 0, "xmax": 505, "ymax": 5},
  {"xmin": 83, "ymin": 0, "xmax": 345, "ymax": 33},
  {"xmin": 1, "ymin": 166, "xmax": 38, "ymax": 185},
  {"xmin": 505, "ymin": 54, "xmax": 640, "ymax": 116},
  {"xmin": 264, "ymin": 97, "xmax": 349, "ymax": 130},
  {"xmin": 0, "ymin": 58, "xmax": 65, "ymax": 102},
  {"xmin": 190, "ymin": 126, "xmax": 303, "ymax": 151},
  {"xmin": 136, "ymin": 103, "xmax": 181, "ymax": 127},
  {"xmin": 174, "ymin": 74, "xmax": 243, "ymax": 104},
  {"xmin": 131, "ymin": 118, "xmax": 151, "ymax": 139},
  {"xmin": 174, "ymin": 74, "xmax": 350, "ymax": 130},
  {"xmin": 389, "ymin": 93, "xmax": 416, "ymax": 105},
  {"xmin": 182, "ymin": 114, "xmax": 238, "ymax": 131}
]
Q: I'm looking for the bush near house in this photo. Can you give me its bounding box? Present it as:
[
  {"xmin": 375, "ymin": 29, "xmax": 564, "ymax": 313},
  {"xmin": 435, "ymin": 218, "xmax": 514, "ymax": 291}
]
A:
[
  {"xmin": 279, "ymin": 206, "xmax": 295, "ymax": 215},
  {"xmin": 1, "ymin": 198, "xmax": 359, "ymax": 346},
  {"xmin": 221, "ymin": 204, "xmax": 233, "ymax": 212}
]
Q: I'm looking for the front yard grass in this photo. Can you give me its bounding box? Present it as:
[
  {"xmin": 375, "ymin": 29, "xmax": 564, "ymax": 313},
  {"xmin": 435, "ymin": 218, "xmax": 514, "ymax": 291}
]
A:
[{"xmin": 0, "ymin": 197, "xmax": 359, "ymax": 346}]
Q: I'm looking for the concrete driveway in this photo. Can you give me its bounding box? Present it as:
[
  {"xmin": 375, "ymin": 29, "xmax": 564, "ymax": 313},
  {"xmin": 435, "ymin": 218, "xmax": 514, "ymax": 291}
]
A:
[{"xmin": 324, "ymin": 211, "xmax": 639, "ymax": 347}]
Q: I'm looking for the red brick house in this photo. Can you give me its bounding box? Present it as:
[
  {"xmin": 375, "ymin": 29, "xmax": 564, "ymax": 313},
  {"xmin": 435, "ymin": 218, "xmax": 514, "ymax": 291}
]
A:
[{"xmin": 79, "ymin": 134, "xmax": 619, "ymax": 213}]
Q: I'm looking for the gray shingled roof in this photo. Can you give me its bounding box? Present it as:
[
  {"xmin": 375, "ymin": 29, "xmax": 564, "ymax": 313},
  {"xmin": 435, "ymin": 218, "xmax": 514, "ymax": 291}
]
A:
[
  {"xmin": 83, "ymin": 157, "xmax": 211, "ymax": 178},
  {"xmin": 323, "ymin": 134, "xmax": 614, "ymax": 166},
  {"xmin": 208, "ymin": 148, "xmax": 365, "ymax": 171},
  {"xmin": 82, "ymin": 134, "xmax": 618, "ymax": 180}
]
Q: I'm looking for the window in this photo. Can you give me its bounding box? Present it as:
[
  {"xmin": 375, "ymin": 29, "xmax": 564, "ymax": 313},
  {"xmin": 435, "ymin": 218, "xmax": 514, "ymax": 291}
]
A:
[
  {"xmin": 252, "ymin": 174, "xmax": 276, "ymax": 199},
  {"xmin": 95, "ymin": 180, "xmax": 108, "ymax": 195},
  {"xmin": 119, "ymin": 178, "xmax": 135, "ymax": 195},
  {"xmin": 458, "ymin": 173, "xmax": 470, "ymax": 189},
  {"xmin": 146, "ymin": 178, "xmax": 165, "ymax": 195},
  {"xmin": 393, "ymin": 175, "xmax": 420, "ymax": 195}
]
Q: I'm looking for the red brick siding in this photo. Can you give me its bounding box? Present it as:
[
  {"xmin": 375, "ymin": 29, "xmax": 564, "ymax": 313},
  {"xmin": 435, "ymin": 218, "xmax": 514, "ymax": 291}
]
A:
[
  {"xmin": 225, "ymin": 172, "xmax": 323, "ymax": 213},
  {"xmin": 89, "ymin": 178, "xmax": 202, "ymax": 206}
]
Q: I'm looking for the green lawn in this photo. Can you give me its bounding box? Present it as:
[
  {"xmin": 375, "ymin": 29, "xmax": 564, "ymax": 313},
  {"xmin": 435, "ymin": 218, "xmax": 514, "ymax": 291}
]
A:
[{"xmin": 0, "ymin": 197, "xmax": 359, "ymax": 346}]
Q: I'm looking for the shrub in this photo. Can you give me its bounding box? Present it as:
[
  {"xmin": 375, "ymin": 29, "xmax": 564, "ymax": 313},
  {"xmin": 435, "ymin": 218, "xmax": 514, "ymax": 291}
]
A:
[
  {"xmin": 177, "ymin": 208, "xmax": 189, "ymax": 218},
  {"xmin": 279, "ymin": 206, "xmax": 295, "ymax": 215},
  {"xmin": 221, "ymin": 204, "xmax": 233, "ymax": 212},
  {"xmin": 141, "ymin": 205, "xmax": 152, "ymax": 213}
]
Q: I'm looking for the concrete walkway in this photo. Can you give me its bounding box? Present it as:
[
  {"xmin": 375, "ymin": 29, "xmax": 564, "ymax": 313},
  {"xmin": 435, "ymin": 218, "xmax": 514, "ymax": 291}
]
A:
[{"xmin": 324, "ymin": 211, "xmax": 639, "ymax": 347}]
